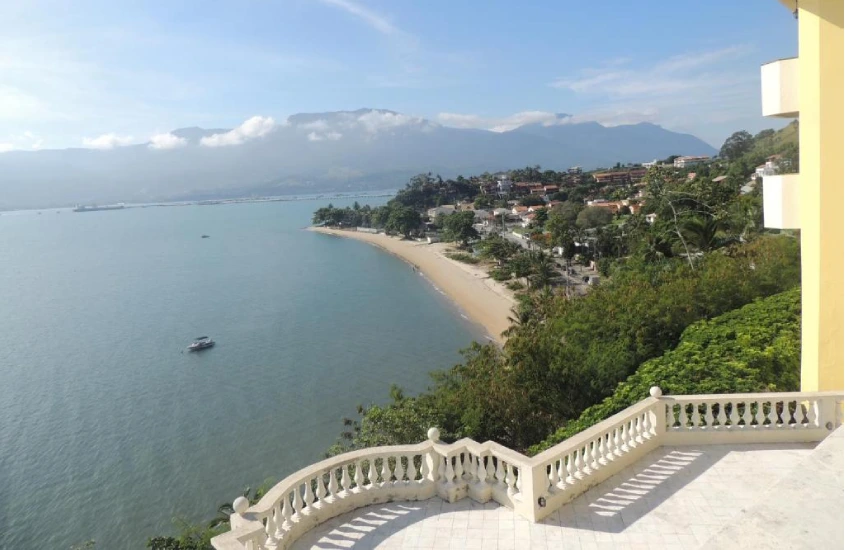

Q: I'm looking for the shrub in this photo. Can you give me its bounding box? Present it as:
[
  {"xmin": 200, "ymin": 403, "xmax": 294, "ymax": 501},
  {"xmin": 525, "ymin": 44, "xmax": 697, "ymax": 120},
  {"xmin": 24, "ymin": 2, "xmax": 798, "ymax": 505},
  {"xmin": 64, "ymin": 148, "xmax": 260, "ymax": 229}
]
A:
[
  {"xmin": 529, "ymin": 287, "xmax": 801, "ymax": 454},
  {"xmin": 446, "ymin": 252, "xmax": 480, "ymax": 264}
]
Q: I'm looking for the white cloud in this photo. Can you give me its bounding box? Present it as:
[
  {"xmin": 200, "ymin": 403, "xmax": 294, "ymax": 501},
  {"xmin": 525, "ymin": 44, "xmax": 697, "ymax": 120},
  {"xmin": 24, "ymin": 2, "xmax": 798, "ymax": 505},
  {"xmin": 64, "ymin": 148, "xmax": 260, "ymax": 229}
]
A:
[
  {"xmin": 0, "ymin": 131, "xmax": 44, "ymax": 152},
  {"xmin": 0, "ymin": 143, "xmax": 13, "ymax": 152},
  {"xmin": 148, "ymin": 132, "xmax": 187, "ymax": 150},
  {"xmin": 357, "ymin": 110, "xmax": 423, "ymax": 133},
  {"xmin": 200, "ymin": 116, "xmax": 277, "ymax": 147},
  {"xmin": 318, "ymin": 0, "xmax": 399, "ymax": 36},
  {"xmin": 436, "ymin": 111, "xmax": 572, "ymax": 133},
  {"xmin": 307, "ymin": 131, "xmax": 343, "ymax": 142},
  {"xmin": 550, "ymin": 46, "xmax": 751, "ymax": 99},
  {"xmin": 82, "ymin": 133, "xmax": 134, "ymax": 150},
  {"xmin": 300, "ymin": 119, "xmax": 330, "ymax": 131}
]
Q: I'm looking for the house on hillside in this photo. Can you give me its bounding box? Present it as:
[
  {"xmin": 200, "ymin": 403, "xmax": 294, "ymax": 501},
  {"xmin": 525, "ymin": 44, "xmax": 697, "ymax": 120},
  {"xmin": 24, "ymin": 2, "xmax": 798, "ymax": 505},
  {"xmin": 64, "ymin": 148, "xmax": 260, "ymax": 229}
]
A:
[
  {"xmin": 673, "ymin": 155, "xmax": 710, "ymax": 168},
  {"xmin": 426, "ymin": 205, "xmax": 455, "ymax": 218}
]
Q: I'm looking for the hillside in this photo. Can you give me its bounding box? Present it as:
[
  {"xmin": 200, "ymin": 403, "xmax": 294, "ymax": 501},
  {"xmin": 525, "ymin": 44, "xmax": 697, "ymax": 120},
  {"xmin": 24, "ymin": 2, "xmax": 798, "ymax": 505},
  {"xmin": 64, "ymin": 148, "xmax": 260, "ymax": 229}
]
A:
[
  {"xmin": 530, "ymin": 287, "xmax": 802, "ymax": 454},
  {"xmin": 0, "ymin": 109, "xmax": 716, "ymax": 210}
]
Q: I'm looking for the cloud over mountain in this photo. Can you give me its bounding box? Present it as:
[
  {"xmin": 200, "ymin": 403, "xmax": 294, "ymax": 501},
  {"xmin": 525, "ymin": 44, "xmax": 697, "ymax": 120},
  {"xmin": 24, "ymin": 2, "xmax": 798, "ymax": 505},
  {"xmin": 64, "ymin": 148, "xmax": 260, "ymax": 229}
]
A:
[{"xmin": 200, "ymin": 116, "xmax": 277, "ymax": 147}]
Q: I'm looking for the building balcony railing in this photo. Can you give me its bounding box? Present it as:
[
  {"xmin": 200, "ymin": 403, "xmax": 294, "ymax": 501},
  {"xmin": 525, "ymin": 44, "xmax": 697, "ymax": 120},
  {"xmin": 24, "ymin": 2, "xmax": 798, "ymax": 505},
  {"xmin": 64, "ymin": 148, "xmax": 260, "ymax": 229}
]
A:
[
  {"xmin": 211, "ymin": 389, "xmax": 843, "ymax": 550},
  {"xmin": 761, "ymin": 57, "xmax": 799, "ymax": 118}
]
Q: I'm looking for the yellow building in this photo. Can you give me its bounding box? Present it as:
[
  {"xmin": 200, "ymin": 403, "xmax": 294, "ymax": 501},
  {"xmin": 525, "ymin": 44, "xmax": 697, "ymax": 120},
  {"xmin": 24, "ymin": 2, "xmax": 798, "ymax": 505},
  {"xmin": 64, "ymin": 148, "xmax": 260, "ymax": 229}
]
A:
[{"xmin": 761, "ymin": 0, "xmax": 843, "ymax": 391}]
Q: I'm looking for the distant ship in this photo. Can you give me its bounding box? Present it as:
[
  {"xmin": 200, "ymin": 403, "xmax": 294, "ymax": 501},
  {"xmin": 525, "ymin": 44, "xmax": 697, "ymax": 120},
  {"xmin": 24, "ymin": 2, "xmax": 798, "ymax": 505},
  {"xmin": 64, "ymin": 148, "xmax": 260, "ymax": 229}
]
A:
[
  {"xmin": 187, "ymin": 336, "xmax": 215, "ymax": 352},
  {"xmin": 73, "ymin": 203, "xmax": 126, "ymax": 213}
]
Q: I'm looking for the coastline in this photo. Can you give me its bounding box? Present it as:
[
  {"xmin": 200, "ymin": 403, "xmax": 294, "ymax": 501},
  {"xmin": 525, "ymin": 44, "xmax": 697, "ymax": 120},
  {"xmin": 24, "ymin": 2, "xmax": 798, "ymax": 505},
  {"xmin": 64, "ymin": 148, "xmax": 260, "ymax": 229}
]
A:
[{"xmin": 309, "ymin": 227, "xmax": 516, "ymax": 343}]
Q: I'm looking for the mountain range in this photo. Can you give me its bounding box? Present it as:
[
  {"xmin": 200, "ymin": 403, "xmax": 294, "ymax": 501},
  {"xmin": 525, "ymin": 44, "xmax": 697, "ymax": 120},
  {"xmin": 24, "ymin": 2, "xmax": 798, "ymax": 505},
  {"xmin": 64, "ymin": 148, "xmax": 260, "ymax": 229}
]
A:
[{"xmin": 0, "ymin": 109, "xmax": 716, "ymax": 209}]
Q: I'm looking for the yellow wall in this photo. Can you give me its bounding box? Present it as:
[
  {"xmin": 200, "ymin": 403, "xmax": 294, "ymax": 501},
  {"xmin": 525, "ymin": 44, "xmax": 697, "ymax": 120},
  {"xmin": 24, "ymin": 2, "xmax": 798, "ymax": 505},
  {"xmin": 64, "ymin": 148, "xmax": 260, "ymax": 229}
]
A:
[{"xmin": 797, "ymin": 0, "xmax": 844, "ymax": 391}]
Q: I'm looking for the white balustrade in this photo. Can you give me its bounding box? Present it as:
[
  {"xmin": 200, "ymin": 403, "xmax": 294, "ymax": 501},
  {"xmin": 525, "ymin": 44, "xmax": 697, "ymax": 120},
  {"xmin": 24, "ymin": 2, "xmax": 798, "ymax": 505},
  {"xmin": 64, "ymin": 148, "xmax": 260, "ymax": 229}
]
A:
[{"xmin": 212, "ymin": 390, "xmax": 842, "ymax": 550}]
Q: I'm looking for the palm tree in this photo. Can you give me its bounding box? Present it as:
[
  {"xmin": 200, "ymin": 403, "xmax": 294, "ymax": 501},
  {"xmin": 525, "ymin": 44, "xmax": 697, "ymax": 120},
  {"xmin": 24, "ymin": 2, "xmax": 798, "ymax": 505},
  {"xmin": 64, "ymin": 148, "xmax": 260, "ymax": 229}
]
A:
[
  {"xmin": 681, "ymin": 215, "xmax": 735, "ymax": 252},
  {"xmin": 529, "ymin": 251, "xmax": 557, "ymax": 289}
]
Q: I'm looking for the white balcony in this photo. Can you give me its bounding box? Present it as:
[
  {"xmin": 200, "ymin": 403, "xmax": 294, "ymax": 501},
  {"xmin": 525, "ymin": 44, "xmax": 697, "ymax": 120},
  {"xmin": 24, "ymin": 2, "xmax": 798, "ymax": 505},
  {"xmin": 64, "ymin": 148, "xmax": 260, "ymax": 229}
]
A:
[
  {"xmin": 763, "ymin": 174, "xmax": 801, "ymax": 229},
  {"xmin": 761, "ymin": 57, "xmax": 799, "ymax": 118},
  {"xmin": 211, "ymin": 390, "xmax": 843, "ymax": 550}
]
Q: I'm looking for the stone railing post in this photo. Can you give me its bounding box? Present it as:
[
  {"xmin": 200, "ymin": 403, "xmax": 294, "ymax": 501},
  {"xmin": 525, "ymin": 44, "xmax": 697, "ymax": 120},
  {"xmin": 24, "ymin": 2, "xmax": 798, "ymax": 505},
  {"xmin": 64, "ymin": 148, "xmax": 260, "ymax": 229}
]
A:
[
  {"xmin": 650, "ymin": 386, "xmax": 667, "ymax": 438},
  {"xmin": 230, "ymin": 496, "xmax": 251, "ymax": 529},
  {"xmin": 517, "ymin": 462, "xmax": 551, "ymax": 521},
  {"xmin": 425, "ymin": 427, "xmax": 440, "ymax": 482},
  {"xmin": 817, "ymin": 395, "xmax": 838, "ymax": 431}
]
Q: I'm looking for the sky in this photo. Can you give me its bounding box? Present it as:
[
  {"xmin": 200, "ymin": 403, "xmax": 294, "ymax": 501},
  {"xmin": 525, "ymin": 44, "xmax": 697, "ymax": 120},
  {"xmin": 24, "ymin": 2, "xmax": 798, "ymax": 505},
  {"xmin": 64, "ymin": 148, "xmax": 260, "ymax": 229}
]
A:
[{"xmin": 0, "ymin": 0, "xmax": 798, "ymax": 152}]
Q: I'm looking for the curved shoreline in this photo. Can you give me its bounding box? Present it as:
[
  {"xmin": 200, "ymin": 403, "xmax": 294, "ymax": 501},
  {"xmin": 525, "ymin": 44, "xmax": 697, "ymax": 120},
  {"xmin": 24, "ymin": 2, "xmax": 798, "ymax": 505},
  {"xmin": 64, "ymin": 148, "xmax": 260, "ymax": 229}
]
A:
[{"xmin": 309, "ymin": 227, "xmax": 515, "ymax": 343}]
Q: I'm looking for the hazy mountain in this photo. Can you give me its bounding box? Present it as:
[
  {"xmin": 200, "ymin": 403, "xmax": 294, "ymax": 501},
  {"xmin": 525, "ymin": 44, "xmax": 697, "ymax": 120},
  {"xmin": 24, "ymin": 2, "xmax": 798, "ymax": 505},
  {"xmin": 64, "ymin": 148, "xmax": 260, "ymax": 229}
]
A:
[{"xmin": 0, "ymin": 109, "xmax": 716, "ymax": 209}]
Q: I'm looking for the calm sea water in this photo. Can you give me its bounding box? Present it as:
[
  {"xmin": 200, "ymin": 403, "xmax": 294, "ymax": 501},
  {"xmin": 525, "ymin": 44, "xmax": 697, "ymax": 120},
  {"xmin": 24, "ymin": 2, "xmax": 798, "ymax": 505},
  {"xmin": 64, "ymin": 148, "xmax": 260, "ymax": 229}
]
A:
[{"xmin": 0, "ymin": 199, "xmax": 484, "ymax": 549}]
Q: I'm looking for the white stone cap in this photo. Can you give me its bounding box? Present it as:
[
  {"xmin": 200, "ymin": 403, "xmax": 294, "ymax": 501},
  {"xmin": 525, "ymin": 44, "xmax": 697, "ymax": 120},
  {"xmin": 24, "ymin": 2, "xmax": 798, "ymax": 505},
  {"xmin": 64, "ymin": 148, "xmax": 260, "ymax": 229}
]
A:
[
  {"xmin": 650, "ymin": 386, "xmax": 663, "ymax": 398},
  {"xmin": 233, "ymin": 496, "xmax": 249, "ymax": 515},
  {"xmin": 427, "ymin": 427, "xmax": 441, "ymax": 442}
]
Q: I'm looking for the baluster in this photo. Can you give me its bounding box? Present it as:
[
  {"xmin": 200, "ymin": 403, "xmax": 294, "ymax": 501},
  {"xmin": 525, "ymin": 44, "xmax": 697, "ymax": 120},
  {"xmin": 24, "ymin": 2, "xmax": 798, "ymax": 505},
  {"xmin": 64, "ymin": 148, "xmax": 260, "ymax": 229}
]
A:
[
  {"xmin": 557, "ymin": 457, "xmax": 567, "ymax": 487},
  {"xmin": 495, "ymin": 457, "xmax": 506, "ymax": 487},
  {"xmin": 778, "ymin": 400, "xmax": 790, "ymax": 426},
  {"xmin": 444, "ymin": 455, "xmax": 455, "ymax": 485},
  {"xmin": 516, "ymin": 466, "xmax": 523, "ymax": 494},
  {"xmin": 591, "ymin": 440, "xmax": 600, "ymax": 471},
  {"xmin": 272, "ymin": 503, "xmax": 284, "ymax": 537},
  {"xmin": 328, "ymin": 467, "xmax": 339, "ymax": 497},
  {"xmin": 292, "ymin": 483, "xmax": 304, "ymax": 516},
  {"xmin": 566, "ymin": 452, "xmax": 575, "ymax": 483},
  {"xmin": 380, "ymin": 456, "xmax": 392, "ymax": 484},
  {"xmin": 454, "ymin": 453, "xmax": 464, "ymax": 480},
  {"xmin": 762, "ymin": 401, "xmax": 773, "ymax": 426},
  {"xmin": 438, "ymin": 455, "xmax": 447, "ymax": 484},
  {"xmin": 485, "ymin": 455, "xmax": 496, "ymax": 484},
  {"xmin": 548, "ymin": 460, "xmax": 559, "ymax": 489},
  {"xmin": 677, "ymin": 403, "xmax": 687, "ymax": 429},
  {"xmin": 419, "ymin": 453, "xmax": 430, "ymax": 483},
  {"xmin": 599, "ymin": 434, "xmax": 609, "ymax": 464},
  {"xmin": 477, "ymin": 455, "xmax": 488, "ymax": 485},
  {"xmin": 741, "ymin": 402, "xmax": 753, "ymax": 427},
  {"xmin": 575, "ymin": 447, "xmax": 585, "ymax": 476},
  {"xmin": 704, "ymin": 402, "xmax": 715, "ymax": 428},
  {"xmin": 716, "ymin": 402, "xmax": 727, "ymax": 427},
  {"xmin": 351, "ymin": 460, "xmax": 363, "ymax": 490},
  {"xmin": 394, "ymin": 455, "xmax": 405, "ymax": 484},
  {"xmin": 807, "ymin": 400, "xmax": 818, "ymax": 427},
  {"xmin": 409, "ymin": 453, "xmax": 419, "ymax": 480},
  {"xmin": 619, "ymin": 422, "xmax": 629, "ymax": 451},
  {"xmin": 463, "ymin": 453, "xmax": 474, "ymax": 481},
  {"xmin": 642, "ymin": 410, "xmax": 652, "ymax": 437},
  {"xmin": 315, "ymin": 473, "xmax": 327, "ymax": 502},
  {"xmin": 728, "ymin": 401, "xmax": 739, "ymax": 428},
  {"xmin": 340, "ymin": 465, "xmax": 351, "ymax": 492},
  {"xmin": 264, "ymin": 506, "xmax": 278, "ymax": 545},
  {"xmin": 367, "ymin": 460, "xmax": 377, "ymax": 486},
  {"xmin": 505, "ymin": 464, "xmax": 516, "ymax": 495},
  {"xmin": 612, "ymin": 426, "xmax": 621, "ymax": 457},
  {"xmin": 692, "ymin": 403, "xmax": 701, "ymax": 428},
  {"xmin": 630, "ymin": 418, "xmax": 640, "ymax": 446},
  {"xmin": 304, "ymin": 478, "xmax": 315, "ymax": 509},
  {"xmin": 281, "ymin": 493, "xmax": 293, "ymax": 529}
]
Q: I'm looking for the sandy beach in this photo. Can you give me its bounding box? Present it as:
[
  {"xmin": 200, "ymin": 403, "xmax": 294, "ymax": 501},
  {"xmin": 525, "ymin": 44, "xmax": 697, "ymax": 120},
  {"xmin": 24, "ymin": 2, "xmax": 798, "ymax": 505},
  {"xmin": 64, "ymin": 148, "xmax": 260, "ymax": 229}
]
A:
[{"xmin": 309, "ymin": 227, "xmax": 516, "ymax": 343}]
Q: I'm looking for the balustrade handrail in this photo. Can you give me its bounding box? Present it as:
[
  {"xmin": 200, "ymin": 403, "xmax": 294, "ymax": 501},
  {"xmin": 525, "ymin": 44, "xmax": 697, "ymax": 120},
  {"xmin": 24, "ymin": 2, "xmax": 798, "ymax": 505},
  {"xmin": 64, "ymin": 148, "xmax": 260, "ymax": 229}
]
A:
[
  {"xmin": 250, "ymin": 440, "xmax": 433, "ymax": 514},
  {"xmin": 663, "ymin": 390, "xmax": 843, "ymax": 401},
  {"xmin": 214, "ymin": 389, "xmax": 843, "ymax": 550},
  {"xmin": 532, "ymin": 396, "xmax": 660, "ymax": 464}
]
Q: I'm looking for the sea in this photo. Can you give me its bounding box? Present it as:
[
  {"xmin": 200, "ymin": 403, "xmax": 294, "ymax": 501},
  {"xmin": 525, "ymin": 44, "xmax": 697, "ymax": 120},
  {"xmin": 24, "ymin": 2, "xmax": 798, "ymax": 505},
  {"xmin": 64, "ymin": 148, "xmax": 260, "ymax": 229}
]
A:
[{"xmin": 0, "ymin": 197, "xmax": 486, "ymax": 549}]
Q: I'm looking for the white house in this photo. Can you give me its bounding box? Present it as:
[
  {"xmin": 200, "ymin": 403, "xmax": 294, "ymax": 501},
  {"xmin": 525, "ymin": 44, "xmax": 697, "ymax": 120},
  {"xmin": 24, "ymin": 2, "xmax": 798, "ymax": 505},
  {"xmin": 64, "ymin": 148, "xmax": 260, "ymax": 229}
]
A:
[
  {"xmin": 673, "ymin": 155, "xmax": 710, "ymax": 169},
  {"xmin": 496, "ymin": 175, "xmax": 512, "ymax": 195}
]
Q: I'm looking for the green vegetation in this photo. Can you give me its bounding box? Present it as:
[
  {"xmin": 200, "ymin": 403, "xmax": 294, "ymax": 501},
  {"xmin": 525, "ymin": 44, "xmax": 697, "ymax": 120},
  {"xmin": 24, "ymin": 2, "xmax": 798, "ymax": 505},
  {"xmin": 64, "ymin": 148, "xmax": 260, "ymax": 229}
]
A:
[
  {"xmin": 445, "ymin": 252, "xmax": 480, "ymax": 264},
  {"xmin": 530, "ymin": 287, "xmax": 801, "ymax": 454}
]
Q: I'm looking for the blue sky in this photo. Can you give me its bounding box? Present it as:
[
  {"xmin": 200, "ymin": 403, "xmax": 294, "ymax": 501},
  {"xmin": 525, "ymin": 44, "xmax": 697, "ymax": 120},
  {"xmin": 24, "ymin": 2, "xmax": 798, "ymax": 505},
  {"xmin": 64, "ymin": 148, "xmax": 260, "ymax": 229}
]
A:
[{"xmin": 0, "ymin": 0, "xmax": 797, "ymax": 152}]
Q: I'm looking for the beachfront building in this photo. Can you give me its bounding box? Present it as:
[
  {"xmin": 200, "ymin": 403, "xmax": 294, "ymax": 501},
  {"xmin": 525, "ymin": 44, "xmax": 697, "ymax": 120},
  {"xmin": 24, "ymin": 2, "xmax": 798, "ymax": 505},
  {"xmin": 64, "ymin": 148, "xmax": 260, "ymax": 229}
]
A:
[
  {"xmin": 212, "ymin": 4, "xmax": 842, "ymax": 549},
  {"xmin": 673, "ymin": 155, "xmax": 711, "ymax": 169}
]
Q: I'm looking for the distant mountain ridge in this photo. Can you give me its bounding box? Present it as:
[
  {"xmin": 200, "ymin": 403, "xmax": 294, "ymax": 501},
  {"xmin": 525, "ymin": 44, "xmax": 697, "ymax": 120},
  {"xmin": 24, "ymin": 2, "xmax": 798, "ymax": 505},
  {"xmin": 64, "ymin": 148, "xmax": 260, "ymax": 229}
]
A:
[{"xmin": 0, "ymin": 109, "xmax": 717, "ymax": 209}]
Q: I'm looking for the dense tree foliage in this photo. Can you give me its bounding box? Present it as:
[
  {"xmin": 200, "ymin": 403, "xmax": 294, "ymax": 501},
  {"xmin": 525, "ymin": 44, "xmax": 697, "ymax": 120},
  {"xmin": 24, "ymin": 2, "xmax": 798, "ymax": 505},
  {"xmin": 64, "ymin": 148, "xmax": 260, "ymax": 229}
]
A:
[{"xmin": 530, "ymin": 287, "xmax": 802, "ymax": 453}]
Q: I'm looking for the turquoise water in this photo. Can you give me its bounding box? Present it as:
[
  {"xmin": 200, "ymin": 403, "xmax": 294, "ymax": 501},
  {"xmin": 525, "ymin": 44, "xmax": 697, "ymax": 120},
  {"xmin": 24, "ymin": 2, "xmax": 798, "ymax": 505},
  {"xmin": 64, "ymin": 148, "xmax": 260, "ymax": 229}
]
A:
[{"xmin": 0, "ymin": 200, "xmax": 484, "ymax": 549}]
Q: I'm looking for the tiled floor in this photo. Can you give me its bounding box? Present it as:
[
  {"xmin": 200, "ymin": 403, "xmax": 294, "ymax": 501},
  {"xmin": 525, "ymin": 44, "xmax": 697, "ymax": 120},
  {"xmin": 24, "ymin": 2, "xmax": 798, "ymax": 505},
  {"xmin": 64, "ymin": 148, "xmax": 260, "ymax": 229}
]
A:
[{"xmin": 289, "ymin": 443, "xmax": 815, "ymax": 550}]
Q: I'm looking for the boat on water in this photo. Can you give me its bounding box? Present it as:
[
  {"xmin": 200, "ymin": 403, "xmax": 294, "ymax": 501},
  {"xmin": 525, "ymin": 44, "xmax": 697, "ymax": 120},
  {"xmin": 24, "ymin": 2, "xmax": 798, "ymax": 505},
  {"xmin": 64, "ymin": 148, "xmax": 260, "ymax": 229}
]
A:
[
  {"xmin": 73, "ymin": 203, "xmax": 126, "ymax": 213},
  {"xmin": 187, "ymin": 336, "xmax": 215, "ymax": 351}
]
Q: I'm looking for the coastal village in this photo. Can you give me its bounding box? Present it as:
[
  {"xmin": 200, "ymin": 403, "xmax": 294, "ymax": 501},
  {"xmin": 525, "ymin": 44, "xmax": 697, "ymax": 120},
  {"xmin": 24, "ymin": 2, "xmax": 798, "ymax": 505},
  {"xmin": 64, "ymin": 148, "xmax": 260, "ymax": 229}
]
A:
[{"xmin": 312, "ymin": 123, "xmax": 797, "ymax": 342}]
